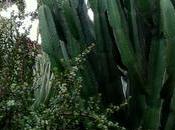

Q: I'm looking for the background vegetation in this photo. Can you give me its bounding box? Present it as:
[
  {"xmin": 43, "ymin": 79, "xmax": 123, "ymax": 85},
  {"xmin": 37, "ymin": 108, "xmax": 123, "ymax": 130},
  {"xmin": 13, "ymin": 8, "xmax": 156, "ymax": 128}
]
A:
[{"xmin": 1, "ymin": 0, "xmax": 175, "ymax": 130}]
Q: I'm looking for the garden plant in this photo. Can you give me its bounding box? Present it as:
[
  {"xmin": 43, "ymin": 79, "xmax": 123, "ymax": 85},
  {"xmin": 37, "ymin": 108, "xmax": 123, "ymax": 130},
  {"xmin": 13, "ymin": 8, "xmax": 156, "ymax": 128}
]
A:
[{"xmin": 1, "ymin": 0, "xmax": 175, "ymax": 130}]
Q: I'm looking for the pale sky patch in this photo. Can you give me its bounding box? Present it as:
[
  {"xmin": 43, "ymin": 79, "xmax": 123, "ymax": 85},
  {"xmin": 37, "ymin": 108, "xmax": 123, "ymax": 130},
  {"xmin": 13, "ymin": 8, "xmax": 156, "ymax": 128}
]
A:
[
  {"xmin": 25, "ymin": 0, "xmax": 38, "ymax": 13},
  {"xmin": 0, "ymin": 4, "xmax": 18, "ymax": 18}
]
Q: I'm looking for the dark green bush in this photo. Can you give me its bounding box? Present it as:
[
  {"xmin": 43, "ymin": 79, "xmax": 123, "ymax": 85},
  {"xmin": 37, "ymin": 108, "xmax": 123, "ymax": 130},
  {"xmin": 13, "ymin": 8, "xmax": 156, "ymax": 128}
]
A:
[{"xmin": 0, "ymin": 14, "xmax": 126, "ymax": 130}]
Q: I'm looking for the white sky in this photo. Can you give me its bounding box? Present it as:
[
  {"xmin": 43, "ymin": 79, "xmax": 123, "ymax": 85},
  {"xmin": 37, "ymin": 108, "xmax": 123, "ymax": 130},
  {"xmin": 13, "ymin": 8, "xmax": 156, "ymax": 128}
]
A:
[{"xmin": 0, "ymin": 0, "xmax": 93, "ymax": 43}]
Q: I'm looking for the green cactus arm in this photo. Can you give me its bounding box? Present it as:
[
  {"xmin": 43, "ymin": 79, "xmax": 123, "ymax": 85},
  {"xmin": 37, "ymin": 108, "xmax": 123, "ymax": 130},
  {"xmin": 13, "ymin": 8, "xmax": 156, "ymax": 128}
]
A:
[
  {"xmin": 129, "ymin": 0, "xmax": 142, "ymax": 62},
  {"xmin": 142, "ymin": 39, "xmax": 166, "ymax": 130},
  {"xmin": 106, "ymin": 0, "xmax": 135, "ymax": 66},
  {"xmin": 165, "ymin": 86, "xmax": 175, "ymax": 130},
  {"xmin": 160, "ymin": 0, "xmax": 175, "ymax": 129},
  {"xmin": 38, "ymin": 4, "xmax": 64, "ymax": 71},
  {"xmin": 106, "ymin": 0, "xmax": 147, "ymax": 93},
  {"xmin": 160, "ymin": 0, "xmax": 175, "ymax": 72},
  {"xmin": 63, "ymin": 0, "xmax": 85, "ymax": 43},
  {"xmin": 77, "ymin": 0, "xmax": 95, "ymax": 44}
]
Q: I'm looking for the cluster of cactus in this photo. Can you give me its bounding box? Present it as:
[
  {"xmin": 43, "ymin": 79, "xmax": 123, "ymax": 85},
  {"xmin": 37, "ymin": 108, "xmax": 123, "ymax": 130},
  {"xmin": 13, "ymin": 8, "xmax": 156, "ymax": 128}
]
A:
[{"xmin": 38, "ymin": 0, "xmax": 175, "ymax": 129}]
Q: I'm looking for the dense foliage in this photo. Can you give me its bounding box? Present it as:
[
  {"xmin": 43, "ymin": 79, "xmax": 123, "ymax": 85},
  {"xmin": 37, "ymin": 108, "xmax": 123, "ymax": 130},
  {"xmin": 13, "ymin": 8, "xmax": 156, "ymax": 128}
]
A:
[
  {"xmin": 2, "ymin": 0, "xmax": 175, "ymax": 130},
  {"xmin": 0, "ymin": 13, "xmax": 126, "ymax": 130},
  {"xmin": 37, "ymin": 0, "xmax": 175, "ymax": 130}
]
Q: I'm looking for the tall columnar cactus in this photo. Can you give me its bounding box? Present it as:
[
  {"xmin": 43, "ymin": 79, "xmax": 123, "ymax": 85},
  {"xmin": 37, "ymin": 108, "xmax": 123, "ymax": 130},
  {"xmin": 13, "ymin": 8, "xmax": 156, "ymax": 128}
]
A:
[
  {"xmin": 38, "ymin": 4, "xmax": 64, "ymax": 71},
  {"xmin": 38, "ymin": 0, "xmax": 175, "ymax": 129},
  {"xmin": 165, "ymin": 87, "xmax": 175, "ymax": 130},
  {"xmin": 142, "ymin": 39, "xmax": 166, "ymax": 130},
  {"xmin": 106, "ymin": 1, "xmax": 145, "ymax": 126},
  {"xmin": 160, "ymin": 0, "xmax": 175, "ymax": 129},
  {"xmin": 88, "ymin": 0, "xmax": 125, "ymax": 105},
  {"xmin": 39, "ymin": 0, "xmax": 98, "ymax": 98}
]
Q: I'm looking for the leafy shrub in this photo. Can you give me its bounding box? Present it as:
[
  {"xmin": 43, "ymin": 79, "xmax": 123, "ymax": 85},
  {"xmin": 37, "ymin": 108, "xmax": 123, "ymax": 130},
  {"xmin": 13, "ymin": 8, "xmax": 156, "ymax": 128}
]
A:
[
  {"xmin": 0, "ymin": 14, "xmax": 126, "ymax": 130},
  {"xmin": 0, "ymin": 50, "xmax": 127, "ymax": 130},
  {"xmin": 31, "ymin": 50, "xmax": 127, "ymax": 130},
  {"xmin": 0, "ymin": 14, "xmax": 38, "ymax": 129}
]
